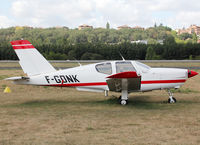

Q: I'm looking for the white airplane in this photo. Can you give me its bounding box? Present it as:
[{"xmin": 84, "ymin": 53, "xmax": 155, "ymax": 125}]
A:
[{"xmin": 6, "ymin": 40, "xmax": 198, "ymax": 105}]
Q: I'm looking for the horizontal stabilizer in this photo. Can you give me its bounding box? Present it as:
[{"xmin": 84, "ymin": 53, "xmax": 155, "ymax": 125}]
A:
[
  {"xmin": 5, "ymin": 76, "xmax": 29, "ymax": 81},
  {"xmin": 107, "ymin": 71, "xmax": 140, "ymax": 79}
]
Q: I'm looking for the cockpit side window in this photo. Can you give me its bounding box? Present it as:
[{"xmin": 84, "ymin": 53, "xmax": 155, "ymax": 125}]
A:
[
  {"xmin": 95, "ymin": 63, "xmax": 112, "ymax": 75},
  {"xmin": 116, "ymin": 61, "xmax": 136, "ymax": 73}
]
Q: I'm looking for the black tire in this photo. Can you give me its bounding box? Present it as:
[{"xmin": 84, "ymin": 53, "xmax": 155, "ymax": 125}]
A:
[
  {"xmin": 118, "ymin": 96, "xmax": 122, "ymax": 100},
  {"xmin": 173, "ymin": 97, "xmax": 177, "ymax": 103},
  {"xmin": 118, "ymin": 96, "xmax": 129, "ymax": 105},
  {"xmin": 168, "ymin": 97, "xmax": 177, "ymax": 103},
  {"xmin": 118, "ymin": 96, "xmax": 122, "ymax": 104}
]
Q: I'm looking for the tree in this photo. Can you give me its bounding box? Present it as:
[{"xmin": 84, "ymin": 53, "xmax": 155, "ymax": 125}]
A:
[
  {"xmin": 1, "ymin": 26, "xmax": 200, "ymax": 60},
  {"xmin": 189, "ymin": 55, "xmax": 193, "ymax": 60},
  {"xmin": 163, "ymin": 35, "xmax": 176, "ymax": 45},
  {"xmin": 154, "ymin": 23, "xmax": 157, "ymax": 28},
  {"xmin": 145, "ymin": 46, "xmax": 156, "ymax": 60},
  {"xmin": 106, "ymin": 22, "xmax": 110, "ymax": 29},
  {"xmin": 81, "ymin": 52, "xmax": 103, "ymax": 60},
  {"xmin": 178, "ymin": 33, "xmax": 193, "ymax": 40}
]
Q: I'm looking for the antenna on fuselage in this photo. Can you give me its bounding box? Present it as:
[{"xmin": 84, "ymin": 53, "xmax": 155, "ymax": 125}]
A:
[
  {"xmin": 73, "ymin": 58, "xmax": 82, "ymax": 66},
  {"xmin": 119, "ymin": 52, "xmax": 125, "ymax": 61}
]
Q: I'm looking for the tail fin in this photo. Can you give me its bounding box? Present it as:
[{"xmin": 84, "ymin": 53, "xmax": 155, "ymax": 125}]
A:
[{"xmin": 10, "ymin": 40, "xmax": 56, "ymax": 76}]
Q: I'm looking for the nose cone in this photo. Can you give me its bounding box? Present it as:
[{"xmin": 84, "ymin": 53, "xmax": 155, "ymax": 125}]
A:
[{"xmin": 188, "ymin": 70, "xmax": 198, "ymax": 78}]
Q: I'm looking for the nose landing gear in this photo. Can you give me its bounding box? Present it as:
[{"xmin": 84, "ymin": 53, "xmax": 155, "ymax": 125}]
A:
[{"xmin": 167, "ymin": 89, "xmax": 177, "ymax": 103}]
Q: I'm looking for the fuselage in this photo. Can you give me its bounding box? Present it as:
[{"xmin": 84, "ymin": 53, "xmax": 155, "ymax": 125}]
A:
[{"xmin": 14, "ymin": 60, "xmax": 190, "ymax": 92}]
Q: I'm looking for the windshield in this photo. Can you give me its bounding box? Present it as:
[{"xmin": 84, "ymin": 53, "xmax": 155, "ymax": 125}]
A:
[{"xmin": 135, "ymin": 61, "xmax": 151, "ymax": 72}]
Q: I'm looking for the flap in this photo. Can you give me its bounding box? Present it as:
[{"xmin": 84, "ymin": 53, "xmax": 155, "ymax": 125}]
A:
[{"xmin": 106, "ymin": 77, "xmax": 141, "ymax": 92}]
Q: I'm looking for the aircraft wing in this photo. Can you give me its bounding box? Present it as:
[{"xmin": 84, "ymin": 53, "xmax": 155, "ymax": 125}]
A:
[{"xmin": 106, "ymin": 71, "xmax": 141, "ymax": 92}]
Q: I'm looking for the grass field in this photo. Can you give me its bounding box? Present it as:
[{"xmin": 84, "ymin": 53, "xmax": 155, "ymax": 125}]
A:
[{"xmin": 0, "ymin": 63, "xmax": 200, "ymax": 145}]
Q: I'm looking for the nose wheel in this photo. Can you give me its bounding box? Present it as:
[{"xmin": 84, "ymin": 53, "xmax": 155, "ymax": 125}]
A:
[
  {"xmin": 168, "ymin": 96, "xmax": 177, "ymax": 103},
  {"xmin": 167, "ymin": 89, "xmax": 177, "ymax": 103}
]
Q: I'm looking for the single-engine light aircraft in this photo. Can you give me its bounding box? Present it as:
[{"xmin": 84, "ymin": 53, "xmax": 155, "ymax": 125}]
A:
[{"xmin": 5, "ymin": 40, "xmax": 198, "ymax": 105}]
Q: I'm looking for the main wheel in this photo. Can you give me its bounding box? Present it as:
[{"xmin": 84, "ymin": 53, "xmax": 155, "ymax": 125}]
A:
[
  {"xmin": 168, "ymin": 97, "xmax": 177, "ymax": 103},
  {"xmin": 120, "ymin": 100, "xmax": 127, "ymax": 105}
]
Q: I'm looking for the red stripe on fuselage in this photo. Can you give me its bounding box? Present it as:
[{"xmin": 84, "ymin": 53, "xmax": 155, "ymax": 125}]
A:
[
  {"xmin": 43, "ymin": 79, "xmax": 186, "ymax": 87},
  {"xmin": 141, "ymin": 79, "xmax": 186, "ymax": 84},
  {"xmin": 43, "ymin": 82, "xmax": 108, "ymax": 87}
]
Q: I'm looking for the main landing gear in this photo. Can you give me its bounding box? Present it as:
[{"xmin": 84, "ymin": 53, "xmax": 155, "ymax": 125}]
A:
[
  {"xmin": 118, "ymin": 90, "xmax": 129, "ymax": 105},
  {"xmin": 118, "ymin": 96, "xmax": 129, "ymax": 105},
  {"xmin": 167, "ymin": 89, "xmax": 177, "ymax": 103},
  {"xmin": 118, "ymin": 89, "xmax": 177, "ymax": 105}
]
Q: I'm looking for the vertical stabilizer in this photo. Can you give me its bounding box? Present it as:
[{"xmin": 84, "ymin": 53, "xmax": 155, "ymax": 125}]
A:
[{"xmin": 10, "ymin": 40, "xmax": 56, "ymax": 76}]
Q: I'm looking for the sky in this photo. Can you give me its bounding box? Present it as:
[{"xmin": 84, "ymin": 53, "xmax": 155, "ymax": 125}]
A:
[{"xmin": 0, "ymin": 0, "xmax": 200, "ymax": 29}]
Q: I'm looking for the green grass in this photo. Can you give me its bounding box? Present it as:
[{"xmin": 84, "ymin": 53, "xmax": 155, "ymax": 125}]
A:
[
  {"xmin": 1, "ymin": 84, "xmax": 6, "ymax": 88},
  {"xmin": 86, "ymin": 127, "xmax": 95, "ymax": 131},
  {"xmin": 0, "ymin": 75, "xmax": 9, "ymax": 80}
]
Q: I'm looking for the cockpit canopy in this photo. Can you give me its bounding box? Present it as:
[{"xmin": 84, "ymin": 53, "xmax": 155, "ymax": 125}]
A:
[{"xmin": 95, "ymin": 61, "xmax": 151, "ymax": 75}]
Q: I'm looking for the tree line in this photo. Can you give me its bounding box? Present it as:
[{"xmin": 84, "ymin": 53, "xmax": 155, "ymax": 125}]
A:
[{"xmin": 0, "ymin": 25, "xmax": 200, "ymax": 60}]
